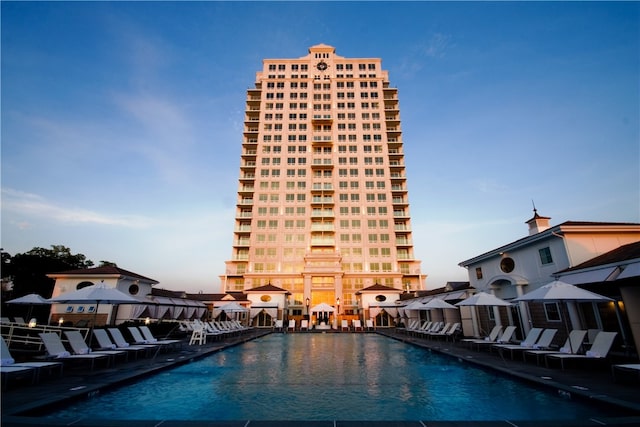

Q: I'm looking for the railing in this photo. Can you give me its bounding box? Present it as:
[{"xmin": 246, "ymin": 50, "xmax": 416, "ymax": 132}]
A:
[{"xmin": 1, "ymin": 322, "xmax": 90, "ymax": 350}]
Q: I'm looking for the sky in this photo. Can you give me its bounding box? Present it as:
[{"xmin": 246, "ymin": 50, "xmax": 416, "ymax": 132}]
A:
[{"xmin": 2, "ymin": 1, "xmax": 638, "ymax": 294}]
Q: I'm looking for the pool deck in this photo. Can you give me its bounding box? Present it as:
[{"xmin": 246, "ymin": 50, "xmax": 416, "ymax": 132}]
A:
[{"xmin": 1, "ymin": 328, "xmax": 639, "ymax": 427}]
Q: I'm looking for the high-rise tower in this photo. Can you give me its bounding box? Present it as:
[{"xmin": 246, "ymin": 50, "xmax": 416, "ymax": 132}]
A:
[{"xmin": 221, "ymin": 44, "xmax": 425, "ymax": 319}]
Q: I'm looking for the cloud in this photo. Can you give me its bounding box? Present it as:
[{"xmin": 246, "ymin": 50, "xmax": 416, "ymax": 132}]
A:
[
  {"xmin": 1, "ymin": 188, "xmax": 155, "ymax": 228},
  {"xmin": 419, "ymin": 33, "xmax": 452, "ymax": 58}
]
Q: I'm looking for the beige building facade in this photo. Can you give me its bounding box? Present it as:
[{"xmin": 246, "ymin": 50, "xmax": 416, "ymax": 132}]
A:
[{"xmin": 221, "ymin": 44, "xmax": 425, "ymax": 320}]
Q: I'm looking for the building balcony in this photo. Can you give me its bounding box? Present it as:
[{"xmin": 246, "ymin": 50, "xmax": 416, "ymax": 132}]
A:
[
  {"xmin": 241, "ymin": 150, "xmax": 257, "ymax": 158},
  {"xmin": 235, "ymin": 225, "xmax": 251, "ymax": 233},
  {"xmin": 392, "ymin": 197, "xmax": 408, "ymax": 206},
  {"xmin": 311, "ymin": 183, "xmax": 334, "ymax": 192},
  {"xmin": 396, "ymin": 238, "xmax": 413, "ymax": 247},
  {"xmin": 243, "ymin": 138, "xmax": 258, "ymax": 145},
  {"xmin": 312, "ymin": 136, "xmax": 333, "ymax": 144},
  {"xmin": 239, "ymin": 173, "xmax": 255, "ymax": 182},
  {"xmin": 238, "ymin": 185, "xmax": 255, "ymax": 194},
  {"xmin": 237, "ymin": 199, "xmax": 253, "ymax": 206},
  {"xmin": 394, "ymin": 222, "xmax": 411, "ymax": 232},
  {"xmin": 311, "ymin": 196, "xmax": 334, "ymax": 205},
  {"xmin": 390, "ymin": 172, "xmax": 406, "ymax": 180},
  {"xmin": 391, "ymin": 185, "xmax": 407, "ymax": 193},
  {"xmin": 236, "ymin": 211, "xmax": 253, "ymax": 219},
  {"xmin": 393, "ymin": 211, "xmax": 408, "ymax": 218},
  {"xmin": 311, "ymin": 223, "xmax": 335, "ymax": 232},
  {"xmin": 311, "ymin": 159, "xmax": 334, "ymax": 168},
  {"xmin": 311, "ymin": 114, "xmax": 333, "ymax": 124},
  {"xmin": 310, "ymin": 238, "xmax": 335, "ymax": 246},
  {"xmin": 311, "ymin": 210, "xmax": 334, "ymax": 218},
  {"xmin": 233, "ymin": 239, "xmax": 251, "ymax": 247}
]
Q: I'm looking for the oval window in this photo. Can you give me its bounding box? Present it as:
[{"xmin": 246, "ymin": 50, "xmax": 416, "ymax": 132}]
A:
[
  {"xmin": 260, "ymin": 295, "xmax": 272, "ymax": 302},
  {"xmin": 375, "ymin": 295, "xmax": 387, "ymax": 302},
  {"xmin": 129, "ymin": 284, "xmax": 139, "ymax": 295},
  {"xmin": 76, "ymin": 281, "xmax": 94, "ymax": 290},
  {"xmin": 500, "ymin": 257, "xmax": 515, "ymax": 273}
]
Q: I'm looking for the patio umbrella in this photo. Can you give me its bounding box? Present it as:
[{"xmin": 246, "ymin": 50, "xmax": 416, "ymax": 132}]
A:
[
  {"xmin": 513, "ymin": 280, "xmax": 615, "ymax": 351},
  {"xmin": 424, "ymin": 298, "xmax": 459, "ymax": 325},
  {"xmin": 218, "ymin": 301, "xmax": 248, "ymax": 321},
  {"xmin": 310, "ymin": 302, "xmax": 335, "ymax": 313},
  {"xmin": 6, "ymin": 293, "xmax": 51, "ymax": 321},
  {"xmin": 424, "ymin": 299, "xmax": 458, "ymax": 310},
  {"xmin": 47, "ymin": 283, "xmax": 139, "ymax": 329},
  {"xmin": 403, "ymin": 300, "xmax": 427, "ymax": 311},
  {"xmin": 455, "ymin": 292, "xmax": 512, "ymax": 307},
  {"xmin": 455, "ymin": 292, "xmax": 512, "ymax": 338}
]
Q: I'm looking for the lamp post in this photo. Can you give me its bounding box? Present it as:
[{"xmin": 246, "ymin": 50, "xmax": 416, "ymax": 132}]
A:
[
  {"xmin": 336, "ymin": 297, "xmax": 340, "ymax": 327},
  {"xmin": 305, "ymin": 297, "xmax": 310, "ymax": 324}
]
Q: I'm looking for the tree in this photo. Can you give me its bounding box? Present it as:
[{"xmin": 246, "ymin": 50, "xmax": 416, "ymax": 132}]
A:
[{"xmin": 5, "ymin": 245, "xmax": 95, "ymax": 299}]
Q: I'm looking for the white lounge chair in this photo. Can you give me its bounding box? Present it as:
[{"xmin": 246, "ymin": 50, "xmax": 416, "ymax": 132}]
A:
[
  {"xmin": 1, "ymin": 337, "xmax": 62, "ymax": 388},
  {"xmin": 300, "ymin": 320, "xmax": 309, "ymax": 331},
  {"xmin": 64, "ymin": 330, "xmax": 128, "ymax": 364},
  {"xmin": 108, "ymin": 328, "xmax": 158, "ymax": 356},
  {"xmin": 341, "ymin": 320, "xmax": 350, "ymax": 331},
  {"xmin": 139, "ymin": 326, "xmax": 182, "ymax": 350},
  {"xmin": 546, "ymin": 331, "xmax": 618, "ymax": 370},
  {"xmin": 273, "ymin": 319, "xmax": 283, "ymax": 331},
  {"xmin": 39, "ymin": 332, "xmax": 110, "ymax": 371},
  {"xmin": 128, "ymin": 326, "xmax": 179, "ymax": 351},
  {"xmin": 524, "ymin": 329, "xmax": 587, "ymax": 365},
  {"xmin": 93, "ymin": 329, "xmax": 148, "ymax": 360},
  {"xmin": 365, "ymin": 319, "xmax": 374, "ymax": 331},
  {"xmin": 493, "ymin": 328, "xmax": 558, "ymax": 360},
  {"xmin": 492, "ymin": 327, "xmax": 544, "ymax": 359},
  {"xmin": 353, "ymin": 319, "xmax": 363, "ymax": 331},
  {"xmin": 611, "ymin": 364, "xmax": 640, "ymax": 383},
  {"xmin": 462, "ymin": 325, "xmax": 503, "ymax": 350},
  {"xmin": 287, "ymin": 319, "xmax": 296, "ymax": 332}
]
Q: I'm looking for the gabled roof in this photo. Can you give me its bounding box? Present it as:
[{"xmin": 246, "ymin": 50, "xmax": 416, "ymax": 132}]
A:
[
  {"xmin": 459, "ymin": 221, "xmax": 640, "ymax": 267},
  {"xmin": 244, "ymin": 284, "xmax": 291, "ymax": 294},
  {"xmin": 47, "ymin": 266, "xmax": 158, "ymax": 284},
  {"xmin": 357, "ymin": 283, "xmax": 401, "ymax": 294},
  {"xmin": 559, "ymin": 241, "xmax": 640, "ymax": 272}
]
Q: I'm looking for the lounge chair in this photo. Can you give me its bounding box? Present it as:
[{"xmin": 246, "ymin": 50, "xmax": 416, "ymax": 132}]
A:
[
  {"xmin": 1, "ymin": 365, "xmax": 36, "ymax": 390},
  {"xmin": 546, "ymin": 331, "xmax": 618, "ymax": 370},
  {"xmin": 128, "ymin": 326, "xmax": 179, "ymax": 351},
  {"xmin": 287, "ymin": 319, "xmax": 296, "ymax": 332},
  {"xmin": 431, "ymin": 322, "xmax": 460, "ymax": 341},
  {"xmin": 138, "ymin": 326, "xmax": 182, "ymax": 350},
  {"xmin": 611, "ymin": 364, "xmax": 640, "ymax": 383},
  {"xmin": 300, "ymin": 320, "xmax": 309, "ymax": 331},
  {"xmin": 1, "ymin": 337, "xmax": 62, "ymax": 388},
  {"xmin": 0, "ymin": 317, "xmax": 10, "ymax": 324},
  {"xmin": 107, "ymin": 328, "xmax": 158, "ymax": 356},
  {"xmin": 491, "ymin": 328, "xmax": 543, "ymax": 359},
  {"xmin": 64, "ymin": 330, "xmax": 128, "ymax": 364},
  {"xmin": 524, "ymin": 330, "xmax": 587, "ymax": 365},
  {"xmin": 273, "ymin": 319, "xmax": 284, "ymax": 331},
  {"xmin": 365, "ymin": 319, "xmax": 374, "ymax": 331},
  {"xmin": 425, "ymin": 322, "xmax": 451, "ymax": 339},
  {"xmin": 353, "ymin": 319, "xmax": 363, "ymax": 331},
  {"xmin": 39, "ymin": 332, "xmax": 110, "ymax": 371},
  {"xmin": 93, "ymin": 329, "xmax": 148, "ymax": 360},
  {"xmin": 462, "ymin": 325, "xmax": 503, "ymax": 351},
  {"xmin": 13, "ymin": 317, "xmax": 26, "ymax": 324},
  {"xmin": 493, "ymin": 328, "xmax": 554, "ymax": 359},
  {"xmin": 341, "ymin": 320, "xmax": 349, "ymax": 331}
]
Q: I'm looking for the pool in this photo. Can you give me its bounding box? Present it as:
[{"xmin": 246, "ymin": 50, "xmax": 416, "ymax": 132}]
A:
[{"xmin": 43, "ymin": 334, "xmax": 618, "ymax": 421}]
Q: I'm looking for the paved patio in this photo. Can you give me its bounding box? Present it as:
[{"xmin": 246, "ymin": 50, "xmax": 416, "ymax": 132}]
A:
[{"xmin": 1, "ymin": 329, "xmax": 639, "ymax": 427}]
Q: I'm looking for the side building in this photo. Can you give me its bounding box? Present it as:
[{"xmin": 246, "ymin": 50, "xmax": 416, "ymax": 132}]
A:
[{"xmin": 220, "ymin": 44, "xmax": 426, "ymax": 325}]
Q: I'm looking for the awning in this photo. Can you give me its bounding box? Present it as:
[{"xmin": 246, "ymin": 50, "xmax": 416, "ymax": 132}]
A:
[
  {"xmin": 617, "ymin": 262, "xmax": 640, "ymax": 280},
  {"xmin": 559, "ymin": 267, "xmax": 618, "ymax": 285}
]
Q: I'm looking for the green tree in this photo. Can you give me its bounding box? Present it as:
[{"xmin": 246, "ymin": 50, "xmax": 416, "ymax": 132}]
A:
[{"xmin": 5, "ymin": 245, "xmax": 94, "ymax": 299}]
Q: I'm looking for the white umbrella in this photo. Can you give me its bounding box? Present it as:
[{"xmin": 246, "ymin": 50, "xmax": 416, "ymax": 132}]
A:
[
  {"xmin": 403, "ymin": 300, "xmax": 427, "ymax": 311},
  {"xmin": 513, "ymin": 280, "xmax": 613, "ymax": 303},
  {"xmin": 455, "ymin": 292, "xmax": 512, "ymax": 307},
  {"xmin": 6, "ymin": 293, "xmax": 50, "ymax": 305},
  {"xmin": 513, "ymin": 280, "xmax": 616, "ymax": 351},
  {"xmin": 218, "ymin": 302, "xmax": 248, "ymax": 312},
  {"xmin": 455, "ymin": 292, "xmax": 511, "ymax": 338},
  {"xmin": 310, "ymin": 302, "xmax": 335, "ymax": 313},
  {"xmin": 6, "ymin": 293, "xmax": 51, "ymax": 321},
  {"xmin": 48, "ymin": 283, "xmax": 139, "ymax": 328},
  {"xmin": 424, "ymin": 299, "xmax": 458, "ymax": 310}
]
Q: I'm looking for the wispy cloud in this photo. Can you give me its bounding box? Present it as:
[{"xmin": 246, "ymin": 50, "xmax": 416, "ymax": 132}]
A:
[
  {"xmin": 419, "ymin": 33, "xmax": 452, "ymax": 58},
  {"xmin": 1, "ymin": 188, "xmax": 156, "ymax": 228}
]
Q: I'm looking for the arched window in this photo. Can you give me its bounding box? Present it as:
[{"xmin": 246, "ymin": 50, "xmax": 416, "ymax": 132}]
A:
[{"xmin": 76, "ymin": 281, "xmax": 94, "ymax": 290}]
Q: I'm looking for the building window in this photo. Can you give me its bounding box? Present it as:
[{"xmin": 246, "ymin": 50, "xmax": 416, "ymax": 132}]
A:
[
  {"xmin": 544, "ymin": 302, "xmax": 561, "ymax": 322},
  {"xmin": 539, "ymin": 247, "xmax": 553, "ymax": 265},
  {"xmin": 475, "ymin": 267, "xmax": 483, "ymax": 280},
  {"xmin": 500, "ymin": 257, "xmax": 515, "ymax": 273}
]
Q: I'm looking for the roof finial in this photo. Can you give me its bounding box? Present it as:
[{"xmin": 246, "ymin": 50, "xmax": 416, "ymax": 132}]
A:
[{"xmin": 532, "ymin": 199, "xmax": 537, "ymax": 215}]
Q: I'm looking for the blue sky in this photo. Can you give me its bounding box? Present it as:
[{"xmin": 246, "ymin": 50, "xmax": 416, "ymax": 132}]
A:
[{"xmin": 2, "ymin": 1, "xmax": 638, "ymax": 293}]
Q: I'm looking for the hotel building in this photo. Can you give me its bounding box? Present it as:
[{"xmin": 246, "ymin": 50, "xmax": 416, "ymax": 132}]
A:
[{"xmin": 220, "ymin": 44, "xmax": 425, "ymax": 322}]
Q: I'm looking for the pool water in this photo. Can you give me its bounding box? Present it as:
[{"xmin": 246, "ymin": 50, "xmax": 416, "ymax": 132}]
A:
[{"xmin": 46, "ymin": 334, "xmax": 616, "ymax": 421}]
